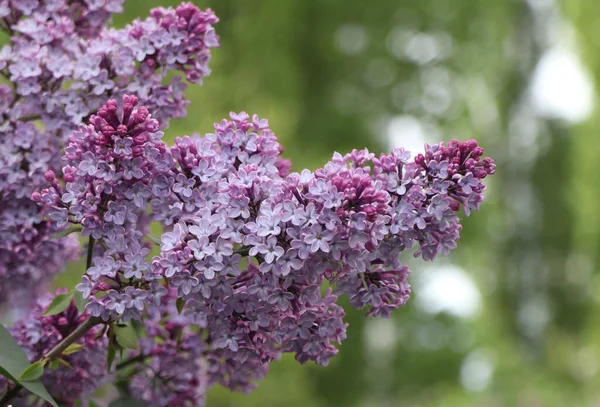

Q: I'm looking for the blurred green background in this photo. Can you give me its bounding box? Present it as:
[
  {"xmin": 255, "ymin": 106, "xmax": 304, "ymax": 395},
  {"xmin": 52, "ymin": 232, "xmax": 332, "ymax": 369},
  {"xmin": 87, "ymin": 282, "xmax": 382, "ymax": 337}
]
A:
[{"xmin": 68, "ymin": 0, "xmax": 600, "ymax": 405}]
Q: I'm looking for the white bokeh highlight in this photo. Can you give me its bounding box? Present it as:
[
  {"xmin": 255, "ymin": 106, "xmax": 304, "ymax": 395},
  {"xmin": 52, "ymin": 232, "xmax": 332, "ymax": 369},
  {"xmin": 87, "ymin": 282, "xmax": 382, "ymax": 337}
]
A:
[
  {"xmin": 416, "ymin": 265, "xmax": 482, "ymax": 320},
  {"xmin": 530, "ymin": 46, "xmax": 594, "ymax": 123},
  {"xmin": 386, "ymin": 115, "xmax": 427, "ymax": 155},
  {"xmin": 460, "ymin": 349, "xmax": 496, "ymax": 392}
]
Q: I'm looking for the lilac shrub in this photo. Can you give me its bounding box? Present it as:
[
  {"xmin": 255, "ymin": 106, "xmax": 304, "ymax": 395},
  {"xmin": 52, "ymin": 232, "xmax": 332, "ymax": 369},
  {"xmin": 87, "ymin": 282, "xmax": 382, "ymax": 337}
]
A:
[{"xmin": 0, "ymin": 1, "xmax": 496, "ymax": 406}]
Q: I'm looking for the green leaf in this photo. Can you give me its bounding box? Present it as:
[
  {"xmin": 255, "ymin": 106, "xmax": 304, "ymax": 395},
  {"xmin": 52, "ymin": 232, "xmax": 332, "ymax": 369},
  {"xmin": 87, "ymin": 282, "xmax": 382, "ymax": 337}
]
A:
[
  {"xmin": 42, "ymin": 291, "xmax": 74, "ymax": 316},
  {"xmin": 114, "ymin": 324, "xmax": 138, "ymax": 350},
  {"xmin": 49, "ymin": 360, "xmax": 60, "ymax": 371},
  {"xmin": 106, "ymin": 342, "xmax": 116, "ymax": 373},
  {"xmin": 0, "ymin": 325, "xmax": 58, "ymax": 407},
  {"xmin": 108, "ymin": 397, "xmax": 146, "ymax": 407},
  {"xmin": 89, "ymin": 400, "xmax": 101, "ymax": 407},
  {"xmin": 63, "ymin": 343, "xmax": 84, "ymax": 356},
  {"xmin": 18, "ymin": 360, "xmax": 46, "ymax": 382},
  {"xmin": 130, "ymin": 319, "xmax": 144, "ymax": 336},
  {"xmin": 73, "ymin": 290, "xmax": 86, "ymax": 313},
  {"xmin": 176, "ymin": 297, "xmax": 186, "ymax": 314}
]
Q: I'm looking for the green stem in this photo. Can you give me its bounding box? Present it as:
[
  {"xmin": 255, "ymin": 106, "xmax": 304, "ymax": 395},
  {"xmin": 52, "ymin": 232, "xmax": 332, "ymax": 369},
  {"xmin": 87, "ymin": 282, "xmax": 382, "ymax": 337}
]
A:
[
  {"xmin": 17, "ymin": 114, "xmax": 41, "ymax": 122},
  {"xmin": 360, "ymin": 273, "xmax": 369, "ymax": 290},
  {"xmin": 116, "ymin": 353, "xmax": 150, "ymax": 371},
  {"xmin": 43, "ymin": 317, "xmax": 102, "ymax": 362}
]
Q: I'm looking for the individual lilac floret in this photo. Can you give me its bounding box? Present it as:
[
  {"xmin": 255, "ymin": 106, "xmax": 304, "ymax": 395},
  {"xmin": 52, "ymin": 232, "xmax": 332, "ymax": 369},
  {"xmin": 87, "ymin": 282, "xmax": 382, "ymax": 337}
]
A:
[{"xmin": 0, "ymin": 291, "xmax": 108, "ymax": 407}]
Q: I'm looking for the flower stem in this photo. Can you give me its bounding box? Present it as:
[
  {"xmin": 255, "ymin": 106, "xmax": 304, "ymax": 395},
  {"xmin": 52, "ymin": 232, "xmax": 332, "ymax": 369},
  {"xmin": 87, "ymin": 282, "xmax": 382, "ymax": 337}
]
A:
[
  {"xmin": 44, "ymin": 317, "xmax": 102, "ymax": 361},
  {"xmin": 53, "ymin": 226, "xmax": 83, "ymax": 238},
  {"xmin": 116, "ymin": 353, "xmax": 150, "ymax": 370}
]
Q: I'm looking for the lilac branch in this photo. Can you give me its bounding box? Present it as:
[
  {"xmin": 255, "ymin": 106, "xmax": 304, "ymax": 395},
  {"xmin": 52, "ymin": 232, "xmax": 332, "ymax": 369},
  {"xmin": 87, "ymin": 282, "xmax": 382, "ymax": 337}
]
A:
[
  {"xmin": 0, "ymin": 317, "xmax": 103, "ymax": 406},
  {"xmin": 0, "ymin": 236, "xmax": 102, "ymax": 406}
]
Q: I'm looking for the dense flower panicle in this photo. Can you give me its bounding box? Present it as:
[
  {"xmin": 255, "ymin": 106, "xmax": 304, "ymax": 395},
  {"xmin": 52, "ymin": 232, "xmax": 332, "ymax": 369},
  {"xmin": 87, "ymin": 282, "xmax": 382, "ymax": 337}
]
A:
[
  {"xmin": 0, "ymin": 85, "xmax": 79, "ymax": 305},
  {"xmin": 126, "ymin": 288, "xmax": 269, "ymax": 400},
  {"xmin": 128, "ymin": 335, "xmax": 209, "ymax": 407},
  {"xmin": 36, "ymin": 96, "xmax": 172, "ymax": 321},
  {"xmin": 136, "ymin": 2, "xmax": 219, "ymax": 84},
  {"xmin": 0, "ymin": 0, "xmax": 124, "ymax": 39},
  {"xmin": 1, "ymin": 1, "xmax": 218, "ymax": 133},
  {"xmin": 94, "ymin": 2, "xmax": 219, "ymax": 125},
  {"xmin": 0, "ymin": 291, "xmax": 108, "ymax": 407},
  {"xmin": 151, "ymin": 111, "xmax": 291, "ymax": 225},
  {"xmin": 32, "ymin": 96, "xmax": 494, "ymax": 398},
  {"xmin": 0, "ymin": 1, "xmax": 219, "ymax": 308},
  {"xmin": 149, "ymin": 111, "xmax": 495, "ymax": 378}
]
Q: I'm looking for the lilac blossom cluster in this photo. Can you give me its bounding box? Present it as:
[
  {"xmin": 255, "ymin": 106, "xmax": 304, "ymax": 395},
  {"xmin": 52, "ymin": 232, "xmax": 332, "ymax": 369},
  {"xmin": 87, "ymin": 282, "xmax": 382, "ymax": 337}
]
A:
[
  {"xmin": 126, "ymin": 288, "xmax": 272, "ymax": 403},
  {"xmin": 0, "ymin": 198, "xmax": 80, "ymax": 311},
  {"xmin": 0, "ymin": 0, "xmax": 219, "ymax": 307},
  {"xmin": 35, "ymin": 95, "xmax": 171, "ymax": 321},
  {"xmin": 32, "ymin": 96, "xmax": 494, "ymax": 398},
  {"xmin": 0, "ymin": 291, "xmax": 108, "ymax": 407},
  {"xmin": 149, "ymin": 113, "xmax": 495, "ymax": 382}
]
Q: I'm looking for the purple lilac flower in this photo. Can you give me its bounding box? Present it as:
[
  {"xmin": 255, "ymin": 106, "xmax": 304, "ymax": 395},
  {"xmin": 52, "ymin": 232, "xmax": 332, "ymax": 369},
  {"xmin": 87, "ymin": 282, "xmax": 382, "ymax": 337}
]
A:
[
  {"xmin": 1, "ymin": 1, "xmax": 219, "ymax": 310},
  {"xmin": 2, "ymin": 6, "xmax": 494, "ymax": 398},
  {"xmin": 0, "ymin": 199, "xmax": 80, "ymax": 309},
  {"xmin": 151, "ymin": 111, "xmax": 495, "ymax": 388},
  {"xmin": 37, "ymin": 96, "xmax": 176, "ymax": 320}
]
